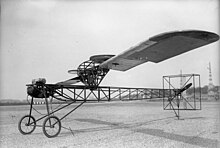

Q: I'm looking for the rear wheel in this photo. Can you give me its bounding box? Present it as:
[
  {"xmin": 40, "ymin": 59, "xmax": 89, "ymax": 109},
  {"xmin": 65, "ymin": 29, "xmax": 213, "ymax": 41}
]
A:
[
  {"xmin": 18, "ymin": 115, "xmax": 36, "ymax": 135},
  {"xmin": 42, "ymin": 116, "xmax": 61, "ymax": 138}
]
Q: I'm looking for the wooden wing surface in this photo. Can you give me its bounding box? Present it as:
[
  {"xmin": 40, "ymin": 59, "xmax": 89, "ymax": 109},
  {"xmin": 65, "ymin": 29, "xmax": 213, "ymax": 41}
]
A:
[{"xmin": 99, "ymin": 30, "xmax": 219, "ymax": 71}]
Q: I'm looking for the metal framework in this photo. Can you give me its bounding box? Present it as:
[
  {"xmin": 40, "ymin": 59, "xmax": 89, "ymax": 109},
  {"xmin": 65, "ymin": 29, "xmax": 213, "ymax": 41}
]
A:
[
  {"xmin": 77, "ymin": 60, "xmax": 109, "ymax": 88},
  {"xmin": 163, "ymin": 74, "xmax": 202, "ymax": 119},
  {"xmin": 18, "ymin": 74, "xmax": 202, "ymax": 137},
  {"xmin": 18, "ymin": 83, "xmax": 166, "ymax": 138}
]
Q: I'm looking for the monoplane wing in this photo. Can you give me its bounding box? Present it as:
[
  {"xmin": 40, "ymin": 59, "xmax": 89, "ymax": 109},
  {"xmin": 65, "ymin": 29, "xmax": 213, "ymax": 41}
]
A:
[
  {"xmin": 99, "ymin": 30, "xmax": 219, "ymax": 71},
  {"xmin": 56, "ymin": 76, "xmax": 81, "ymax": 85}
]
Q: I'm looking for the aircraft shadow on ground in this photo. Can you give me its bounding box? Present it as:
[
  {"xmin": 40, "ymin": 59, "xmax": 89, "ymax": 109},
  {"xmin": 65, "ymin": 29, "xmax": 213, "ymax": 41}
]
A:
[{"xmin": 60, "ymin": 117, "xmax": 218, "ymax": 148}]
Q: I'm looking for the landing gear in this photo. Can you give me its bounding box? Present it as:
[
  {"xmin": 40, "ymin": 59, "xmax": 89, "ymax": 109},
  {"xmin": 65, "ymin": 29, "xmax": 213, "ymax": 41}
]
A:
[
  {"xmin": 42, "ymin": 116, "xmax": 61, "ymax": 138},
  {"xmin": 18, "ymin": 115, "xmax": 36, "ymax": 135}
]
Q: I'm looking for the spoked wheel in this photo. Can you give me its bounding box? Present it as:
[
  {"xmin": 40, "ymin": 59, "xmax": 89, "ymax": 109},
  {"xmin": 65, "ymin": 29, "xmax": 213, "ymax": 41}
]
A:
[
  {"xmin": 42, "ymin": 116, "xmax": 61, "ymax": 138},
  {"xmin": 18, "ymin": 115, "xmax": 36, "ymax": 135}
]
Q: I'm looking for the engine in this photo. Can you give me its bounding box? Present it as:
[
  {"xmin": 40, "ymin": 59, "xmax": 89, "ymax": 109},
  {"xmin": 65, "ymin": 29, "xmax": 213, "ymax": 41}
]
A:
[{"xmin": 27, "ymin": 78, "xmax": 51, "ymax": 98}]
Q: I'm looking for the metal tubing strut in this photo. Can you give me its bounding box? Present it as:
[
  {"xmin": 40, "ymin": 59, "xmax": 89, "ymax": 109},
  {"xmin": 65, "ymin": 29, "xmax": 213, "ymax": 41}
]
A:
[
  {"xmin": 45, "ymin": 98, "xmax": 50, "ymax": 116},
  {"xmin": 29, "ymin": 97, "xmax": 34, "ymax": 116},
  {"xmin": 28, "ymin": 97, "xmax": 34, "ymax": 123},
  {"xmin": 31, "ymin": 100, "xmax": 77, "ymax": 124},
  {"xmin": 59, "ymin": 101, "xmax": 86, "ymax": 121}
]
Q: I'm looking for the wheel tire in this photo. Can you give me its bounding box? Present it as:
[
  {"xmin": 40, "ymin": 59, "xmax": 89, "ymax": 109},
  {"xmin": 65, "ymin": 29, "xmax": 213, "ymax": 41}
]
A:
[
  {"xmin": 42, "ymin": 116, "xmax": 61, "ymax": 138},
  {"xmin": 18, "ymin": 115, "xmax": 36, "ymax": 135}
]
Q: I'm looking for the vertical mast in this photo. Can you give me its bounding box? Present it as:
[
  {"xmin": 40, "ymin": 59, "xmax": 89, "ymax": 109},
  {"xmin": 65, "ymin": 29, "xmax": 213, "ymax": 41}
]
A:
[
  {"xmin": 207, "ymin": 62, "xmax": 213, "ymax": 90},
  {"xmin": 207, "ymin": 62, "xmax": 215, "ymax": 100}
]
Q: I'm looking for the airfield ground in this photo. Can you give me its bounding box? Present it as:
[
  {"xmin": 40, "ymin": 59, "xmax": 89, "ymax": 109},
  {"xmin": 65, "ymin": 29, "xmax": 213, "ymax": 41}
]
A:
[{"xmin": 0, "ymin": 101, "xmax": 219, "ymax": 148}]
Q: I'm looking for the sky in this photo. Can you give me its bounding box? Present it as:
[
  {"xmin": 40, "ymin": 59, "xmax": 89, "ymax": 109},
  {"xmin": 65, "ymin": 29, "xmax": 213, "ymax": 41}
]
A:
[{"xmin": 1, "ymin": 0, "xmax": 219, "ymax": 100}]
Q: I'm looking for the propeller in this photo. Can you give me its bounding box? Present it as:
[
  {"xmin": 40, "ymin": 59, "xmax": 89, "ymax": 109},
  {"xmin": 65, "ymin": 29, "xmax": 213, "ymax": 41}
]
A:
[
  {"xmin": 175, "ymin": 83, "xmax": 192, "ymax": 95},
  {"xmin": 180, "ymin": 83, "xmax": 192, "ymax": 93}
]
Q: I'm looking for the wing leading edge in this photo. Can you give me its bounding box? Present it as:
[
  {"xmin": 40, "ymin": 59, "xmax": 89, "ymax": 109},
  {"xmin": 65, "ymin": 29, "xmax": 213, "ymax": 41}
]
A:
[{"xmin": 99, "ymin": 30, "xmax": 219, "ymax": 71}]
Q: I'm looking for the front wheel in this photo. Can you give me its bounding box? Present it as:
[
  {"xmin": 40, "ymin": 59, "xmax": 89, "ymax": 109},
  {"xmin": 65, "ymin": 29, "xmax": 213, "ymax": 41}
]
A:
[
  {"xmin": 18, "ymin": 115, "xmax": 36, "ymax": 135},
  {"xmin": 42, "ymin": 116, "xmax": 61, "ymax": 138}
]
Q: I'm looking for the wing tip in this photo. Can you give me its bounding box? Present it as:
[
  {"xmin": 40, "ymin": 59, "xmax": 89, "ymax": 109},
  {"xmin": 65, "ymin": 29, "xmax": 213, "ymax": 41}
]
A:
[
  {"xmin": 149, "ymin": 30, "xmax": 219, "ymax": 43},
  {"xmin": 68, "ymin": 69, "xmax": 78, "ymax": 74},
  {"xmin": 90, "ymin": 54, "xmax": 115, "ymax": 63}
]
